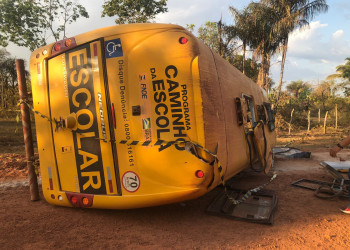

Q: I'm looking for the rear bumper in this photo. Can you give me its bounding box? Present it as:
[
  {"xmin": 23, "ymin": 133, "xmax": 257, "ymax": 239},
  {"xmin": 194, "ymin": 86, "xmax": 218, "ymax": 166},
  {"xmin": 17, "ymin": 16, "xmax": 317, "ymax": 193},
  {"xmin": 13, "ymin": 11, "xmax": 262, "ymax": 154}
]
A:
[{"xmin": 44, "ymin": 186, "xmax": 207, "ymax": 209}]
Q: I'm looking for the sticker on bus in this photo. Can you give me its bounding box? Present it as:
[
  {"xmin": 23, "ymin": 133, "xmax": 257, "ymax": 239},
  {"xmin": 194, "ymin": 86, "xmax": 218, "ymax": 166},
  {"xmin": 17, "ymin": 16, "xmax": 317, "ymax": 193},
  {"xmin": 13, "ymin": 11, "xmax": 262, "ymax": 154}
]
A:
[
  {"xmin": 122, "ymin": 171, "xmax": 140, "ymax": 193},
  {"xmin": 105, "ymin": 38, "xmax": 123, "ymax": 58}
]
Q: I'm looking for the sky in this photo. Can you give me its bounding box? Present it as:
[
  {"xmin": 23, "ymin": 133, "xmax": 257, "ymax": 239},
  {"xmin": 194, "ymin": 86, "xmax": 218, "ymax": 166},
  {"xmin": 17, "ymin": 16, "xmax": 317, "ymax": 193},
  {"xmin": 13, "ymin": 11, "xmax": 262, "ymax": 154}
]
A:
[{"xmin": 5, "ymin": 0, "xmax": 350, "ymax": 85}]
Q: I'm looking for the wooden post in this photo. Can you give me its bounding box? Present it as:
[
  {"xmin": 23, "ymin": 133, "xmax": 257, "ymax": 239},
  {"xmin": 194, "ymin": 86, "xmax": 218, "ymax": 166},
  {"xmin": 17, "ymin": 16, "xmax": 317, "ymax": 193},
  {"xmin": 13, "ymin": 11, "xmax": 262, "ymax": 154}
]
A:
[
  {"xmin": 288, "ymin": 108, "xmax": 294, "ymax": 136},
  {"xmin": 307, "ymin": 110, "xmax": 311, "ymax": 135},
  {"xmin": 323, "ymin": 111, "xmax": 328, "ymax": 135},
  {"xmin": 335, "ymin": 104, "xmax": 338, "ymax": 130},
  {"xmin": 16, "ymin": 59, "xmax": 40, "ymax": 201}
]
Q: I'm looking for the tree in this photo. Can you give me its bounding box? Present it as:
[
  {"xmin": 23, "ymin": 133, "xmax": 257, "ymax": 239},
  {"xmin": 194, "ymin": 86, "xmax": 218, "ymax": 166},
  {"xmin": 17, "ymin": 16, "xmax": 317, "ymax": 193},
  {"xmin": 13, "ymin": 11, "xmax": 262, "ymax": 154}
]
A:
[
  {"xmin": 262, "ymin": 0, "xmax": 328, "ymax": 104},
  {"xmin": 196, "ymin": 21, "xmax": 237, "ymax": 62},
  {"xmin": 0, "ymin": 49, "xmax": 19, "ymax": 109},
  {"xmin": 229, "ymin": 6, "xmax": 253, "ymax": 75},
  {"xmin": 286, "ymin": 80, "xmax": 311, "ymax": 99},
  {"xmin": 327, "ymin": 58, "xmax": 350, "ymax": 97},
  {"xmin": 229, "ymin": 55, "xmax": 261, "ymax": 82},
  {"xmin": 327, "ymin": 58, "xmax": 350, "ymax": 81},
  {"xmin": 0, "ymin": 0, "xmax": 89, "ymax": 51},
  {"xmin": 102, "ymin": 0, "xmax": 168, "ymax": 24},
  {"xmin": 197, "ymin": 22, "xmax": 220, "ymax": 52},
  {"xmin": 192, "ymin": 21, "xmax": 259, "ymax": 82},
  {"xmin": 246, "ymin": 2, "xmax": 281, "ymax": 91}
]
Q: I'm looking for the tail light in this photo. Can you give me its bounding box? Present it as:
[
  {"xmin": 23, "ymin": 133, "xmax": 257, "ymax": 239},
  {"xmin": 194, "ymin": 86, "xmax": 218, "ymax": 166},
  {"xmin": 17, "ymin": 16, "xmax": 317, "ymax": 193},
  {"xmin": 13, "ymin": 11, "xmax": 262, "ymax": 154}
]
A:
[
  {"xmin": 195, "ymin": 170, "xmax": 204, "ymax": 178},
  {"xmin": 65, "ymin": 192, "xmax": 94, "ymax": 208},
  {"xmin": 51, "ymin": 37, "xmax": 77, "ymax": 56},
  {"xmin": 179, "ymin": 37, "xmax": 188, "ymax": 44}
]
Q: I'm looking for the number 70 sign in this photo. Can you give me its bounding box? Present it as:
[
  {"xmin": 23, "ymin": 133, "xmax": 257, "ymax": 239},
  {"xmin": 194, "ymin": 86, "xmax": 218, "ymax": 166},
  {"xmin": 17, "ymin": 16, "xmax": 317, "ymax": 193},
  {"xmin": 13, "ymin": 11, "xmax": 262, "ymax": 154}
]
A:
[{"xmin": 122, "ymin": 171, "xmax": 140, "ymax": 192}]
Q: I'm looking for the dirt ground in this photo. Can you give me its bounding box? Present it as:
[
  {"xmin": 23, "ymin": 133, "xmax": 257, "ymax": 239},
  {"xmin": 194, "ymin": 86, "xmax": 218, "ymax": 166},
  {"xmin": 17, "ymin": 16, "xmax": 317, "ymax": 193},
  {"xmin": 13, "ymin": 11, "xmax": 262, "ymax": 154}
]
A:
[{"xmin": 1, "ymin": 148, "xmax": 350, "ymax": 249}]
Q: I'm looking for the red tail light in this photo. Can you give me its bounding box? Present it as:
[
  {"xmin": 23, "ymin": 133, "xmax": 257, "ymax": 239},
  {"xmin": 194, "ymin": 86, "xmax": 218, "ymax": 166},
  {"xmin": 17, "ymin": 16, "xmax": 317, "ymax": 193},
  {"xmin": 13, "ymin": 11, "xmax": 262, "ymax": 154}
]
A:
[
  {"xmin": 51, "ymin": 37, "xmax": 77, "ymax": 56},
  {"xmin": 195, "ymin": 170, "xmax": 204, "ymax": 178},
  {"xmin": 54, "ymin": 42, "xmax": 61, "ymax": 52},
  {"xmin": 179, "ymin": 37, "xmax": 188, "ymax": 44},
  {"xmin": 66, "ymin": 192, "xmax": 94, "ymax": 208},
  {"xmin": 71, "ymin": 196, "xmax": 78, "ymax": 205}
]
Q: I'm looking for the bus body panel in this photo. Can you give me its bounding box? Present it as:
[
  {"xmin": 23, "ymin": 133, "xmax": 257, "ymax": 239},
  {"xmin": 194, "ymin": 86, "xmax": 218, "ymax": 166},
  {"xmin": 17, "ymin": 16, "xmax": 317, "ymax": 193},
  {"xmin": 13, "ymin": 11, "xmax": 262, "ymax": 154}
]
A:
[{"xmin": 30, "ymin": 23, "xmax": 276, "ymax": 209}]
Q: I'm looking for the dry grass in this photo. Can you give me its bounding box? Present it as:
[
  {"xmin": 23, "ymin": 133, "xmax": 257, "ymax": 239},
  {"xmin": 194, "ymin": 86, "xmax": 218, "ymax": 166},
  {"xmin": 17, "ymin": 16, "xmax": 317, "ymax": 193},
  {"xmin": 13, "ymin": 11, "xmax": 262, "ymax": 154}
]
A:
[
  {"xmin": 276, "ymin": 126, "xmax": 348, "ymax": 150},
  {"xmin": 0, "ymin": 119, "xmax": 36, "ymax": 154}
]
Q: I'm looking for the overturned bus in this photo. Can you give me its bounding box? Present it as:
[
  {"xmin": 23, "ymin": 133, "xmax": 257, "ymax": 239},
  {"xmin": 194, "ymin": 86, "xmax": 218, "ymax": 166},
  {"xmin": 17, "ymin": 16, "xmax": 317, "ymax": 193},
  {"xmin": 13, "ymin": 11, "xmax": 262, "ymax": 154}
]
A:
[{"xmin": 29, "ymin": 23, "xmax": 276, "ymax": 209}]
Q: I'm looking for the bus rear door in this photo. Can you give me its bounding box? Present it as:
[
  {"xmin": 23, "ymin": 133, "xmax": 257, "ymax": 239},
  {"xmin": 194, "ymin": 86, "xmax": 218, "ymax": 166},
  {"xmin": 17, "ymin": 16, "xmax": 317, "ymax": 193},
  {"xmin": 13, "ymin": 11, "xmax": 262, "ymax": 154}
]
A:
[{"xmin": 47, "ymin": 40, "xmax": 121, "ymax": 195}]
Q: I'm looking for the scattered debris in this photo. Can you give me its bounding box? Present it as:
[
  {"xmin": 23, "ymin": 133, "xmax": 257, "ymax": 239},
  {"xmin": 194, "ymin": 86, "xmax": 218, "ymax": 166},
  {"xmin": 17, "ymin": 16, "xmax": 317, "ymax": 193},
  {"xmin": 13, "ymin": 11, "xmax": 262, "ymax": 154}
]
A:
[
  {"xmin": 291, "ymin": 161, "xmax": 350, "ymax": 199},
  {"xmin": 321, "ymin": 161, "xmax": 350, "ymax": 173},
  {"xmin": 207, "ymin": 188, "xmax": 277, "ymax": 225},
  {"xmin": 273, "ymin": 147, "xmax": 311, "ymax": 159},
  {"xmin": 291, "ymin": 179, "xmax": 349, "ymax": 199}
]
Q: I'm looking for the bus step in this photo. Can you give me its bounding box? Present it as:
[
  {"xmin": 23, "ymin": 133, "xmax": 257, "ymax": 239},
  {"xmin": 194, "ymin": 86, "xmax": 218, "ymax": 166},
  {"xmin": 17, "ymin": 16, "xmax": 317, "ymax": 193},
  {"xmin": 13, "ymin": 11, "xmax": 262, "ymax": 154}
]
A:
[{"xmin": 206, "ymin": 188, "xmax": 278, "ymax": 225}]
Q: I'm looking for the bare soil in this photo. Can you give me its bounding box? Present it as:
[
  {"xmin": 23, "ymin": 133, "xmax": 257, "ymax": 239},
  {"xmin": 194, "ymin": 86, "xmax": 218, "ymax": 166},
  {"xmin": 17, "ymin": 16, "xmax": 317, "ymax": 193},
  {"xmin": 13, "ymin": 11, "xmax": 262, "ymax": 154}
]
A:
[{"xmin": 1, "ymin": 148, "xmax": 350, "ymax": 249}]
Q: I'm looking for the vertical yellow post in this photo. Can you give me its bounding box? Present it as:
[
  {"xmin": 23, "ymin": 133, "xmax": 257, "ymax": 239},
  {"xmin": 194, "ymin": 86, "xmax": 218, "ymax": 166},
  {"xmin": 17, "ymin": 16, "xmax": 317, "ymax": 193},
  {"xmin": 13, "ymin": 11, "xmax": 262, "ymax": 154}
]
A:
[{"xmin": 16, "ymin": 59, "xmax": 40, "ymax": 201}]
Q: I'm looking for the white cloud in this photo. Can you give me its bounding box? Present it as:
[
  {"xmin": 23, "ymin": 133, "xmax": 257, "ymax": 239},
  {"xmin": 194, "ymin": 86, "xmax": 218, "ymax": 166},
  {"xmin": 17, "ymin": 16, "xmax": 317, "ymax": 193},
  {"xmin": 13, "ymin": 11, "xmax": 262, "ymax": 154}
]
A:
[
  {"xmin": 272, "ymin": 20, "xmax": 350, "ymax": 83},
  {"xmin": 332, "ymin": 30, "xmax": 344, "ymax": 39},
  {"xmin": 155, "ymin": 0, "xmax": 231, "ymax": 28}
]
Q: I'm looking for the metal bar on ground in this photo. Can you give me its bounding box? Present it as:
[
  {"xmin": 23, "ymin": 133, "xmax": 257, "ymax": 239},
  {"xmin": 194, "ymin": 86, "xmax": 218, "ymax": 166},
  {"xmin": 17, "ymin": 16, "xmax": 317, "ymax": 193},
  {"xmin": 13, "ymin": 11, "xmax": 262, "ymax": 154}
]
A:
[{"xmin": 16, "ymin": 59, "xmax": 40, "ymax": 201}]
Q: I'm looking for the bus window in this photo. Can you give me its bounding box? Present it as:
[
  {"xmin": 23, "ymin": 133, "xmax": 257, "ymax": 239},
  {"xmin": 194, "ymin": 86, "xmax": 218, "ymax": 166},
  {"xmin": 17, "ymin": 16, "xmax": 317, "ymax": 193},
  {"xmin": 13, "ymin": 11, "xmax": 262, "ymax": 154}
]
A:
[
  {"xmin": 263, "ymin": 102, "xmax": 275, "ymax": 131},
  {"xmin": 257, "ymin": 105, "xmax": 267, "ymax": 123},
  {"xmin": 235, "ymin": 98, "xmax": 244, "ymax": 126},
  {"xmin": 242, "ymin": 95, "xmax": 257, "ymax": 129}
]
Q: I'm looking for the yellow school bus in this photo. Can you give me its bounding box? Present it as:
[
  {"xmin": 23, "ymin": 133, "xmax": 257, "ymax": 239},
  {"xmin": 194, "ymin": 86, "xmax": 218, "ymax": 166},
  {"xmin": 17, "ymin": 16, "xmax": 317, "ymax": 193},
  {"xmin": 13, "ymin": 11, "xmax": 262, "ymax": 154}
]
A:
[{"xmin": 30, "ymin": 23, "xmax": 276, "ymax": 209}]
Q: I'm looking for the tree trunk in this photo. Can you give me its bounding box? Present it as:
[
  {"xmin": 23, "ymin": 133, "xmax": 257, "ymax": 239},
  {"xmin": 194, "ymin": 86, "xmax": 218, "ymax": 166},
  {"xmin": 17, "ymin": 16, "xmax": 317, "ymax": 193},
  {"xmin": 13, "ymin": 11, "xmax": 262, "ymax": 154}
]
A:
[
  {"xmin": 1, "ymin": 80, "xmax": 4, "ymax": 109},
  {"xmin": 323, "ymin": 111, "xmax": 328, "ymax": 135},
  {"xmin": 257, "ymin": 46, "xmax": 266, "ymax": 89},
  {"xmin": 257, "ymin": 67, "xmax": 263, "ymax": 87},
  {"xmin": 307, "ymin": 110, "xmax": 311, "ymax": 134},
  {"xmin": 218, "ymin": 18, "xmax": 223, "ymax": 56},
  {"xmin": 265, "ymin": 55, "xmax": 271, "ymax": 92},
  {"xmin": 318, "ymin": 109, "xmax": 321, "ymax": 124},
  {"xmin": 242, "ymin": 41, "xmax": 246, "ymax": 75},
  {"xmin": 275, "ymin": 38, "xmax": 288, "ymax": 105},
  {"xmin": 288, "ymin": 108, "xmax": 294, "ymax": 136},
  {"xmin": 335, "ymin": 104, "xmax": 338, "ymax": 130},
  {"xmin": 262, "ymin": 54, "xmax": 267, "ymax": 90}
]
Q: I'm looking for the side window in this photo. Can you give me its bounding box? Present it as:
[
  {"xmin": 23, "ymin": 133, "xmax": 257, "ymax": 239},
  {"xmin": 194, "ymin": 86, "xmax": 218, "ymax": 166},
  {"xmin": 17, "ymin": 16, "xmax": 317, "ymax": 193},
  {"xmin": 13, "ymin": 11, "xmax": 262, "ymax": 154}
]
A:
[
  {"xmin": 263, "ymin": 102, "xmax": 275, "ymax": 131},
  {"xmin": 235, "ymin": 98, "xmax": 244, "ymax": 126},
  {"xmin": 243, "ymin": 95, "xmax": 257, "ymax": 128},
  {"xmin": 257, "ymin": 105, "xmax": 267, "ymax": 123}
]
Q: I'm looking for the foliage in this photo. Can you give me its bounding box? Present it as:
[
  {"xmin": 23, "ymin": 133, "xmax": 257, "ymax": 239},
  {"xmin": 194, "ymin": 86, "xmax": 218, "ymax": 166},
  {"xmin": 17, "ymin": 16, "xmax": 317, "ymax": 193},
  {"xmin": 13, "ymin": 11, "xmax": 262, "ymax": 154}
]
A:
[
  {"xmin": 275, "ymin": 79, "xmax": 350, "ymax": 130},
  {"xmin": 229, "ymin": 6, "xmax": 256, "ymax": 76},
  {"xmin": 286, "ymin": 80, "xmax": 312, "ymax": 99},
  {"xmin": 197, "ymin": 21, "xmax": 237, "ymax": 59},
  {"xmin": 190, "ymin": 22, "xmax": 260, "ymax": 82},
  {"xmin": 261, "ymin": 0, "xmax": 328, "ymax": 102},
  {"xmin": 244, "ymin": 2, "xmax": 282, "ymax": 90},
  {"xmin": 102, "ymin": 0, "xmax": 168, "ymax": 24},
  {"xmin": 229, "ymin": 55, "xmax": 261, "ymax": 82},
  {"xmin": 0, "ymin": 0, "xmax": 89, "ymax": 51},
  {"xmin": 327, "ymin": 58, "xmax": 350, "ymax": 81},
  {"xmin": 0, "ymin": 49, "xmax": 21, "ymax": 112},
  {"xmin": 326, "ymin": 58, "xmax": 350, "ymax": 97}
]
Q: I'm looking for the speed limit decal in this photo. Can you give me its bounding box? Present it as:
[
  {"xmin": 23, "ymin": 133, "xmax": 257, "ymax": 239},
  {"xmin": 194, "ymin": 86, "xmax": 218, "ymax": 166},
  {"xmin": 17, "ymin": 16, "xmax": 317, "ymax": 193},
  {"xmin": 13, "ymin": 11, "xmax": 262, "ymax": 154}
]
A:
[{"xmin": 122, "ymin": 171, "xmax": 140, "ymax": 193}]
